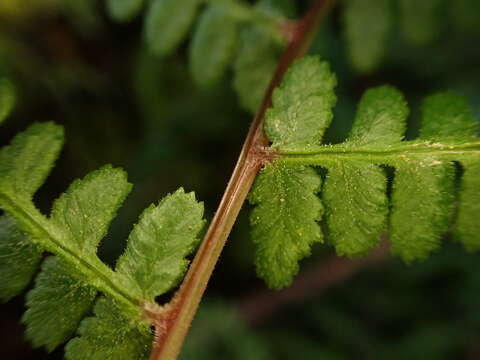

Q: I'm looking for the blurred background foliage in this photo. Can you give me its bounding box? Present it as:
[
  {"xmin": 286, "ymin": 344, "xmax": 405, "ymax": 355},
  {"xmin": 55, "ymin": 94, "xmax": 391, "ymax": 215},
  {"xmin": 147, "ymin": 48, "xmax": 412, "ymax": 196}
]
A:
[{"xmin": 0, "ymin": 0, "xmax": 479, "ymax": 359}]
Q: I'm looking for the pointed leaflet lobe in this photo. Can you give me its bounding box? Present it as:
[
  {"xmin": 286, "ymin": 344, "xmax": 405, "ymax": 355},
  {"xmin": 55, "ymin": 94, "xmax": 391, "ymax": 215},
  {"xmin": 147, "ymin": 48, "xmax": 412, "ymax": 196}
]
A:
[
  {"xmin": 190, "ymin": 4, "xmax": 239, "ymax": 88},
  {"xmin": 323, "ymin": 162, "xmax": 388, "ymax": 257},
  {"xmin": 390, "ymin": 159, "xmax": 455, "ymax": 262},
  {"xmin": 233, "ymin": 0, "xmax": 292, "ymax": 113},
  {"xmin": 250, "ymin": 164, "xmax": 323, "ymax": 289},
  {"xmin": 50, "ymin": 165, "xmax": 132, "ymax": 256},
  {"xmin": 145, "ymin": 0, "xmax": 200, "ymax": 56},
  {"xmin": 343, "ymin": 0, "xmax": 392, "ymax": 73},
  {"xmin": 107, "ymin": 0, "xmax": 144, "ymax": 22},
  {"xmin": 348, "ymin": 85, "xmax": 409, "ymax": 146},
  {"xmin": 0, "ymin": 122, "xmax": 64, "ymax": 201},
  {"xmin": 265, "ymin": 56, "xmax": 337, "ymax": 149},
  {"xmin": 0, "ymin": 216, "xmax": 42, "ymax": 302},
  {"xmin": 234, "ymin": 25, "xmax": 280, "ymax": 112},
  {"xmin": 323, "ymin": 86, "xmax": 407, "ymax": 257},
  {"xmin": 65, "ymin": 297, "xmax": 152, "ymax": 360},
  {"xmin": 116, "ymin": 188, "xmax": 204, "ymax": 301},
  {"xmin": 0, "ymin": 78, "xmax": 15, "ymax": 124},
  {"xmin": 390, "ymin": 92, "xmax": 478, "ymax": 261},
  {"xmin": 419, "ymin": 93, "xmax": 480, "ymax": 251},
  {"xmin": 22, "ymin": 257, "xmax": 96, "ymax": 352},
  {"xmin": 419, "ymin": 92, "xmax": 478, "ymax": 141}
]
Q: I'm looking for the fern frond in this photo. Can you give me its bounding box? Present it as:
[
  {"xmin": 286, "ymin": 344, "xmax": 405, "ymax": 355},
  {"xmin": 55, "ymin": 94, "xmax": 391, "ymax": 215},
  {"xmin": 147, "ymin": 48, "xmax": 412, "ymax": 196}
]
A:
[
  {"xmin": 65, "ymin": 297, "xmax": 152, "ymax": 360},
  {"xmin": 250, "ymin": 56, "xmax": 480, "ymax": 288},
  {"xmin": 23, "ymin": 257, "xmax": 97, "ymax": 352},
  {"xmin": 189, "ymin": 3, "xmax": 240, "ymax": 88},
  {"xmin": 109, "ymin": 0, "xmax": 292, "ymax": 112},
  {"xmin": 343, "ymin": 0, "xmax": 392, "ymax": 73},
  {"xmin": 144, "ymin": 0, "xmax": 201, "ymax": 56},
  {"xmin": 0, "ymin": 122, "xmax": 206, "ymax": 356},
  {"xmin": 265, "ymin": 56, "xmax": 337, "ymax": 149},
  {"xmin": 0, "ymin": 216, "xmax": 42, "ymax": 302},
  {"xmin": 115, "ymin": 188, "xmax": 205, "ymax": 302},
  {"xmin": 250, "ymin": 164, "xmax": 323, "ymax": 289},
  {"xmin": 233, "ymin": 0, "xmax": 292, "ymax": 111}
]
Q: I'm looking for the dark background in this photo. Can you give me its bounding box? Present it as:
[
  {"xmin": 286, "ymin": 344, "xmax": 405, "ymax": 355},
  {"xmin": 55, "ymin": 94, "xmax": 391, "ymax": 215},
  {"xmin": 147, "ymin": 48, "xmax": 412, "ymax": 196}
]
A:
[{"xmin": 1, "ymin": 0, "xmax": 479, "ymax": 359}]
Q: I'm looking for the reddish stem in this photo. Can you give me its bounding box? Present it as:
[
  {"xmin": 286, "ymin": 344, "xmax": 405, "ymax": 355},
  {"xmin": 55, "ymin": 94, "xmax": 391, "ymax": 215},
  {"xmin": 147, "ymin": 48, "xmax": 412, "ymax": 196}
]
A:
[{"xmin": 147, "ymin": 1, "xmax": 336, "ymax": 359}]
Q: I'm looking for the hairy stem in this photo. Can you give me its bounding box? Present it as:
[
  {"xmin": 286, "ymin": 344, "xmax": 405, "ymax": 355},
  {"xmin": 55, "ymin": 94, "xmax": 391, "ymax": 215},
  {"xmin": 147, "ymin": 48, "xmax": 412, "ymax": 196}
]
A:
[
  {"xmin": 276, "ymin": 141, "xmax": 480, "ymax": 165},
  {"xmin": 147, "ymin": 0, "xmax": 336, "ymax": 359}
]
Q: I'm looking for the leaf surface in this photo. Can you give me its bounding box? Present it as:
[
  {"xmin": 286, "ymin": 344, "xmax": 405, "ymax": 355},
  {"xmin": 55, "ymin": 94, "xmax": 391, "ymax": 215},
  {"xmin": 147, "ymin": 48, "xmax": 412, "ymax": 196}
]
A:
[
  {"xmin": 233, "ymin": 0, "xmax": 291, "ymax": 112},
  {"xmin": 233, "ymin": 26, "xmax": 280, "ymax": 112},
  {"xmin": 249, "ymin": 163, "xmax": 323, "ymax": 289},
  {"xmin": 252, "ymin": 56, "xmax": 480, "ymax": 286},
  {"xmin": 323, "ymin": 161, "xmax": 388, "ymax": 257},
  {"xmin": 145, "ymin": 0, "xmax": 200, "ymax": 56},
  {"xmin": 420, "ymin": 92, "xmax": 478, "ymax": 141},
  {"xmin": 265, "ymin": 56, "xmax": 337, "ymax": 149},
  {"xmin": 116, "ymin": 188, "xmax": 204, "ymax": 301},
  {"xmin": 65, "ymin": 297, "xmax": 152, "ymax": 360},
  {"xmin": 0, "ymin": 122, "xmax": 64, "ymax": 200},
  {"xmin": 390, "ymin": 159, "xmax": 455, "ymax": 262},
  {"xmin": 0, "ymin": 216, "xmax": 42, "ymax": 302},
  {"xmin": 348, "ymin": 85, "xmax": 408, "ymax": 146},
  {"xmin": 23, "ymin": 257, "xmax": 96, "ymax": 352},
  {"xmin": 51, "ymin": 165, "xmax": 132, "ymax": 256},
  {"xmin": 190, "ymin": 4, "xmax": 239, "ymax": 88}
]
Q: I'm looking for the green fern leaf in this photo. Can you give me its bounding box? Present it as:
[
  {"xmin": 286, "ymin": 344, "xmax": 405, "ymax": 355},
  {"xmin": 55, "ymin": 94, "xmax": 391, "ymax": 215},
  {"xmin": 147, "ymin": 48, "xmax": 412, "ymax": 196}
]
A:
[
  {"xmin": 0, "ymin": 126, "xmax": 136, "ymax": 311},
  {"xmin": 249, "ymin": 164, "xmax": 323, "ymax": 289},
  {"xmin": 22, "ymin": 257, "xmax": 97, "ymax": 352},
  {"xmin": 0, "ymin": 119, "xmax": 210, "ymax": 356},
  {"xmin": 233, "ymin": 0, "xmax": 290, "ymax": 112},
  {"xmin": 420, "ymin": 92, "xmax": 478, "ymax": 141},
  {"xmin": 189, "ymin": 4, "xmax": 240, "ymax": 88},
  {"xmin": 250, "ymin": 56, "xmax": 336, "ymax": 288},
  {"xmin": 347, "ymin": 86, "xmax": 409, "ymax": 146},
  {"xmin": 233, "ymin": 26, "xmax": 280, "ymax": 112},
  {"xmin": 343, "ymin": 0, "xmax": 392, "ymax": 73},
  {"xmin": 399, "ymin": 0, "xmax": 443, "ymax": 46},
  {"xmin": 0, "ymin": 216, "xmax": 42, "ymax": 302},
  {"xmin": 0, "ymin": 78, "xmax": 15, "ymax": 124},
  {"xmin": 50, "ymin": 165, "xmax": 132, "ymax": 258},
  {"xmin": 0, "ymin": 122, "xmax": 64, "ymax": 201},
  {"xmin": 107, "ymin": 0, "xmax": 144, "ymax": 22},
  {"xmin": 251, "ymin": 56, "xmax": 480, "ymax": 288},
  {"xmin": 265, "ymin": 56, "xmax": 337, "ymax": 149},
  {"xmin": 0, "ymin": 122, "xmax": 206, "ymax": 309},
  {"xmin": 323, "ymin": 162, "xmax": 388, "ymax": 257},
  {"xmin": 390, "ymin": 160, "xmax": 455, "ymax": 262},
  {"xmin": 145, "ymin": 0, "xmax": 201, "ymax": 56},
  {"xmin": 65, "ymin": 297, "xmax": 152, "ymax": 360},
  {"xmin": 323, "ymin": 86, "xmax": 408, "ymax": 257},
  {"xmin": 116, "ymin": 188, "xmax": 204, "ymax": 301}
]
